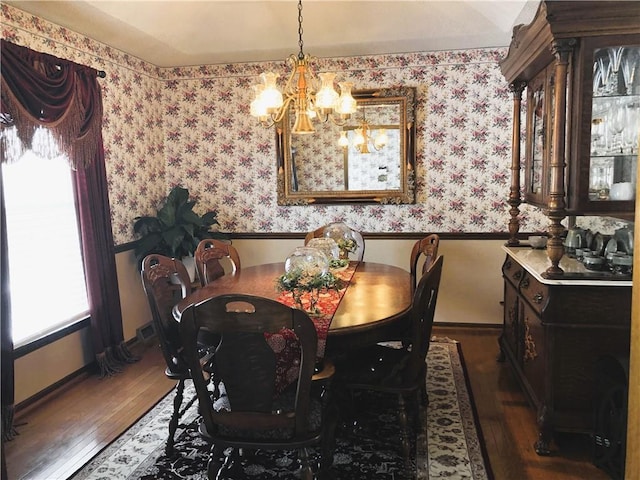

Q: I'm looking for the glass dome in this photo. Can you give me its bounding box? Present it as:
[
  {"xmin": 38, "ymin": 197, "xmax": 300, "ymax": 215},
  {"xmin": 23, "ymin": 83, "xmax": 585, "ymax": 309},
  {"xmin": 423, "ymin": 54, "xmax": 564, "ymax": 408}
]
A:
[
  {"xmin": 323, "ymin": 222, "xmax": 354, "ymax": 243},
  {"xmin": 284, "ymin": 246, "xmax": 329, "ymax": 276},
  {"xmin": 323, "ymin": 222, "xmax": 357, "ymax": 258},
  {"xmin": 307, "ymin": 237, "xmax": 340, "ymax": 260}
]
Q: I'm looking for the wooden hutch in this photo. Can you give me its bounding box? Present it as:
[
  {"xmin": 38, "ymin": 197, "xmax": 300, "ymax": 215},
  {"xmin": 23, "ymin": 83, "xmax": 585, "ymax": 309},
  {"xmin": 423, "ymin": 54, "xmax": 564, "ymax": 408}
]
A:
[{"xmin": 498, "ymin": 1, "xmax": 638, "ymax": 455}]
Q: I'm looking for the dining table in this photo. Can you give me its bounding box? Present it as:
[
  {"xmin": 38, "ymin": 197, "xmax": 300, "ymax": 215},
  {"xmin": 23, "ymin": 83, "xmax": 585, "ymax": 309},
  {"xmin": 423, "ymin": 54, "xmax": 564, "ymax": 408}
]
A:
[
  {"xmin": 173, "ymin": 261, "xmax": 412, "ymax": 391},
  {"xmin": 174, "ymin": 261, "xmax": 412, "ymax": 349}
]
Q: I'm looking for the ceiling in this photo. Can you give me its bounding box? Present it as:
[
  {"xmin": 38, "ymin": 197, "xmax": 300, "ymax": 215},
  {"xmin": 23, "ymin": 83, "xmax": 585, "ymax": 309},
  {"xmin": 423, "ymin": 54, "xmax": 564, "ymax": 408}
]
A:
[{"xmin": 4, "ymin": 0, "xmax": 540, "ymax": 68}]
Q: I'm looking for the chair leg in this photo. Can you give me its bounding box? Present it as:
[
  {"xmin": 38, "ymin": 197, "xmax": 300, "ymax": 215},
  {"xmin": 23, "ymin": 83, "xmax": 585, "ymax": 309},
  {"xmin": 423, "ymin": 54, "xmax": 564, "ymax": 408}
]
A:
[
  {"xmin": 397, "ymin": 393, "xmax": 411, "ymax": 464},
  {"xmin": 320, "ymin": 400, "xmax": 338, "ymax": 475},
  {"xmin": 298, "ymin": 448, "xmax": 314, "ymax": 480},
  {"xmin": 207, "ymin": 444, "xmax": 225, "ymax": 480},
  {"xmin": 166, "ymin": 379, "xmax": 185, "ymax": 456},
  {"xmin": 420, "ymin": 376, "xmax": 429, "ymax": 406}
]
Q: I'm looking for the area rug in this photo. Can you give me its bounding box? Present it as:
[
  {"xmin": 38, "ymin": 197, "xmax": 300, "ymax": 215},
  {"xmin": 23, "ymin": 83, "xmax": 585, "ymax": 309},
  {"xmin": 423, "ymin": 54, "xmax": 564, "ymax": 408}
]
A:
[{"xmin": 71, "ymin": 339, "xmax": 492, "ymax": 480}]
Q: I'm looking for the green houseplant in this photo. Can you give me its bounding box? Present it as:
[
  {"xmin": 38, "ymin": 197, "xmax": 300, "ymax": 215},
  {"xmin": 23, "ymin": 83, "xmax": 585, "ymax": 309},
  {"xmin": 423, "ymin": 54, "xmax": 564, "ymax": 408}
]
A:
[{"xmin": 133, "ymin": 186, "xmax": 221, "ymax": 268}]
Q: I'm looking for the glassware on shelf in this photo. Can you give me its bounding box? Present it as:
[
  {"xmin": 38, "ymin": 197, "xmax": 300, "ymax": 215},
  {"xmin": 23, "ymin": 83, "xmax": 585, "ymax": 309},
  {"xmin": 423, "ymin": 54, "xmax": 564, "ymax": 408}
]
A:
[
  {"xmin": 607, "ymin": 47, "xmax": 625, "ymax": 94},
  {"xmin": 596, "ymin": 55, "xmax": 612, "ymax": 96},
  {"xmin": 594, "ymin": 46, "xmax": 640, "ymax": 96},
  {"xmin": 589, "ymin": 161, "xmax": 613, "ymax": 200},
  {"xmin": 607, "ymin": 99, "xmax": 627, "ymax": 154},
  {"xmin": 621, "ymin": 48, "xmax": 640, "ymax": 95}
]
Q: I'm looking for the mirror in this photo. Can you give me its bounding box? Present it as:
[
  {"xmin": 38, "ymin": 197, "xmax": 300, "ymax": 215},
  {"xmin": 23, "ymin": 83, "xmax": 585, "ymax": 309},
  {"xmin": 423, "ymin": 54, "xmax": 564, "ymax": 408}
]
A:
[{"xmin": 276, "ymin": 87, "xmax": 416, "ymax": 205}]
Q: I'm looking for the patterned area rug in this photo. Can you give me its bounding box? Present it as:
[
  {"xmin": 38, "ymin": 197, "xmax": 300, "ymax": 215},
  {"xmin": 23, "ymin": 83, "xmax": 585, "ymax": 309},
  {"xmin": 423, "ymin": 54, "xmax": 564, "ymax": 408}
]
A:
[{"xmin": 71, "ymin": 339, "xmax": 492, "ymax": 479}]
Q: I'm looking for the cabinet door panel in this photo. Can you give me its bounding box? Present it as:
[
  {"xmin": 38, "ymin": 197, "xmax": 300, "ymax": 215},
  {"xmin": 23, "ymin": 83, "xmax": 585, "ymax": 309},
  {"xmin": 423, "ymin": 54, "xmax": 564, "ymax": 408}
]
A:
[
  {"xmin": 503, "ymin": 281, "xmax": 521, "ymax": 364},
  {"xmin": 550, "ymin": 326, "xmax": 630, "ymax": 430},
  {"xmin": 520, "ymin": 304, "xmax": 545, "ymax": 408}
]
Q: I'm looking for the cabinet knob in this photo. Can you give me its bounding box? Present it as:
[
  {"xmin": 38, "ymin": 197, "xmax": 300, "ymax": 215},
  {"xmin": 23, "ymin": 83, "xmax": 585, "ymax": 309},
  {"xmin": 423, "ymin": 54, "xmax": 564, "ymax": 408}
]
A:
[
  {"xmin": 513, "ymin": 270, "xmax": 522, "ymax": 281},
  {"xmin": 533, "ymin": 292, "xmax": 544, "ymax": 304},
  {"xmin": 521, "ymin": 277, "xmax": 529, "ymax": 288}
]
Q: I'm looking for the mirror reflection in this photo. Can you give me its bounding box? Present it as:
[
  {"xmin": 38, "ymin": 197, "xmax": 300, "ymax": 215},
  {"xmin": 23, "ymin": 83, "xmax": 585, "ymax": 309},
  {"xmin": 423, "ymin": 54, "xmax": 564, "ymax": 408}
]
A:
[{"xmin": 277, "ymin": 87, "xmax": 416, "ymax": 204}]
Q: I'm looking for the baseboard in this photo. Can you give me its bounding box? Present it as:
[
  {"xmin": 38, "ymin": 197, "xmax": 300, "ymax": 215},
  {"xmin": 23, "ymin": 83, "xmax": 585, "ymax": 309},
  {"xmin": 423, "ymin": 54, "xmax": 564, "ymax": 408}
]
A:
[
  {"xmin": 434, "ymin": 322, "xmax": 502, "ymax": 329},
  {"xmin": 16, "ymin": 337, "xmax": 146, "ymax": 415},
  {"xmin": 15, "ymin": 363, "xmax": 95, "ymax": 415}
]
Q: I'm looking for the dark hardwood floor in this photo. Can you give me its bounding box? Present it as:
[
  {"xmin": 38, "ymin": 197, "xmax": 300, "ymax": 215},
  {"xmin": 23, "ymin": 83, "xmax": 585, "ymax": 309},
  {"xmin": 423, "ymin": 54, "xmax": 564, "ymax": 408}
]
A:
[{"xmin": 4, "ymin": 326, "xmax": 610, "ymax": 480}]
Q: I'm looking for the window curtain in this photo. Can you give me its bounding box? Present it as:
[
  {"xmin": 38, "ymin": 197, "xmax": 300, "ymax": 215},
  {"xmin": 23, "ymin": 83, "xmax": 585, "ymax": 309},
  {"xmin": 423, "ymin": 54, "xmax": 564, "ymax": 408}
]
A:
[{"xmin": 0, "ymin": 40, "xmax": 138, "ymax": 441}]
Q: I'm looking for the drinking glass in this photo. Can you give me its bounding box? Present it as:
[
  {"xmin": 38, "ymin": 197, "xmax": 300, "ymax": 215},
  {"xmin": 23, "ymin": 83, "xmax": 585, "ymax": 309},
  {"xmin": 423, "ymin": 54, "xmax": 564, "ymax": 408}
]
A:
[
  {"xmin": 607, "ymin": 47, "xmax": 625, "ymax": 94},
  {"xmin": 597, "ymin": 56, "xmax": 612, "ymax": 95},
  {"xmin": 607, "ymin": 99, "xmax": 626, "ymax": 153},
  {"xmin": 621, "ymin": 48, "xmax": 640, "ymax": 95}
]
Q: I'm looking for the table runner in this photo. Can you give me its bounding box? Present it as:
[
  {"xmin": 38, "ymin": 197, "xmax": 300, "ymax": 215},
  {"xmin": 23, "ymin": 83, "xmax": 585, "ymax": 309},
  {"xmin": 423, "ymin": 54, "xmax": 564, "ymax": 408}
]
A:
[{"xmin": 268, "ymin": 262, "xmax": 358, "ymax": 391}]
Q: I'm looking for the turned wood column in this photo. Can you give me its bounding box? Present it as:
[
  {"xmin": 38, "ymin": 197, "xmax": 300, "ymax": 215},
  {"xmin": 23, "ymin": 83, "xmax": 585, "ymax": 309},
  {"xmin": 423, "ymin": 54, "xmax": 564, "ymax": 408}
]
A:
[
  {"xmin": 507, "ymin": 81, "xmax": 526, "ymax": 246},
  {"xmin": 544, "ymin": 39, "xmax": 575, "ymax": 278}
]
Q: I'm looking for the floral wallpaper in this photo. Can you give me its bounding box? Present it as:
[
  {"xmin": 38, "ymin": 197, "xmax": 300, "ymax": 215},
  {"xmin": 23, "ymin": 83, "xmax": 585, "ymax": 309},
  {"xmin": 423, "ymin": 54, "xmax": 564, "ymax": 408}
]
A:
[{"xmin": 2, "ymin": 4, "xmax": 623, "ymax": 246}]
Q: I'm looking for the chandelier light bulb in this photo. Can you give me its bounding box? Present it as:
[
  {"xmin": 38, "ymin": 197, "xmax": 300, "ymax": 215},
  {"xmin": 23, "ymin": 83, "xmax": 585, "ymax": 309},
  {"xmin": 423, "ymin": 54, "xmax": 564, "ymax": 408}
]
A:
[
  {"xmin": 315, "ymin": 72, "xmax": 340, "ymax": 111},
  {"xmin": 338, "ymin": 131, "xmax": 349, "ymax": 147},
  {"xmin": 336, "ymin": 82, "xmax": 357, "ymax": 115},
  {"xmin": 374, "ymin": 129, "xmax": 388, "ymax": 150},
  {"xmin": 250, "ymin": 85, "xmax": 268, "ymax": 119},
  {"xmin": 259, "ymin": 72, "xmax": 284, "ymax": 112}
]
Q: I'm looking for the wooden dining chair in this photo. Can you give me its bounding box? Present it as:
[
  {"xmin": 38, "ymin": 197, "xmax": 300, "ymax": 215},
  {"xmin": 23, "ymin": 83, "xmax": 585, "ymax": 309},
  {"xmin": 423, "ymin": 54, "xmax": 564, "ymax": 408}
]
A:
[
  {"xmin": 140, "ymin": 254, "xmax": 217, "ymax": 455},
  {"xmin": 336, "ymin": 255, "xmax": 444, "ymax": 462},
  {"xmin": 194, "ymin": 239, "xmax": 241, "ymax": 287},
  {"xmin": 305, "ymin": 223, "xmax": 365, "ymax": 261},
  {"xmin": 180, "ymin": 293, "xmax": 337, "ymax": 480},
  {"xmin": 409, "ymin": 234, "xmax": 440, "ymax": 292}
]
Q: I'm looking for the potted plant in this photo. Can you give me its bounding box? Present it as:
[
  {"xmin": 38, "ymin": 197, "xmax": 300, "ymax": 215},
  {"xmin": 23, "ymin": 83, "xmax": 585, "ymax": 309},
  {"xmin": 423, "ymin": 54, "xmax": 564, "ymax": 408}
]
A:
[{"xmin": 133, "ymin": 186, "xmax": 222, "ymax": 277}]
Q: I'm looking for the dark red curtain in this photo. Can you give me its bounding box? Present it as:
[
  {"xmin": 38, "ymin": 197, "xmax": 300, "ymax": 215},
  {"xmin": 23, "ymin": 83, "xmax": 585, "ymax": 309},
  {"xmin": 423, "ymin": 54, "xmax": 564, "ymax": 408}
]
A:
[
  {"xmin": 1, "ymin": 40, "xmax": 137, "ymax": 444},
  {"xmin": 1, "ymin": 168, "xmax": 16, "ymax": 447}
]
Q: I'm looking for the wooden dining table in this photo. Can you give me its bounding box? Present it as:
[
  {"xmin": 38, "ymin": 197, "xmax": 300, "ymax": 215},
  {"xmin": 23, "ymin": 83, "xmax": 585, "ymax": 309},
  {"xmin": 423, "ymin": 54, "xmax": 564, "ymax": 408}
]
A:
[{"xmin": 173, "ymin": 261, "xmax": 412, "ymax": 354}]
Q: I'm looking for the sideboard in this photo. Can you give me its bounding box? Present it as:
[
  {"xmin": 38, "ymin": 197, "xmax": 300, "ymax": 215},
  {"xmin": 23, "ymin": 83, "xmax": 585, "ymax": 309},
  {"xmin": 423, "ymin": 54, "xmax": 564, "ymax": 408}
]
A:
[{"xmin": 499, "ymin": 246, "xmax": 631, "ymax": 455}]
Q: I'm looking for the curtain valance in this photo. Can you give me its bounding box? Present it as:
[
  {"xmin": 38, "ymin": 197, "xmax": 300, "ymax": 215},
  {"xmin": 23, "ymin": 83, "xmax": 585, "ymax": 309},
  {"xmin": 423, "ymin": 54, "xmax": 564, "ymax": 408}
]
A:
[{"xmin": 0, "ymin": 39, "xmax": 103, "ymax": 169}]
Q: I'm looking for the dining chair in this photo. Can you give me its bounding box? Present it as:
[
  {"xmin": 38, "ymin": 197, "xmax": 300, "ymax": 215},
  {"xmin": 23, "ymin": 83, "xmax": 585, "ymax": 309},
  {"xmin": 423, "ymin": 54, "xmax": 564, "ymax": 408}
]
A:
[
  {"xmin": 180, "ymin": 293, "xmax": 337, "ymax": 480},
  {"xmin": 336, "ymin": 255, "xmax": 444, "ymax": 462},
  {"xmin": 305, "ymin": 223, "xmax": 365, "ymax": 261},
  {"xmin": 409, "ymin": 234, "xmax": 440, "ymax": 292},
  {"xmin": 140, "ymin": 254, "xmax": 217, "ymax": 456},
  {"xmin": 194, "ymin": 239, "xmax": 241, "ymax": 287}
]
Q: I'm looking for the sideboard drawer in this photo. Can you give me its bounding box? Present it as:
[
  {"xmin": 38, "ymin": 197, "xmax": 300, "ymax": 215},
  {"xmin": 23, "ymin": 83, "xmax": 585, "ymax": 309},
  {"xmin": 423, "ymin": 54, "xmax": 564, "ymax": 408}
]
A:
[
  {"xmin": 519, "ymin": 271, "xmax": 548, "ymax": 314},
  {"xmin": 502, "ymin": 257, "xmax": 524, "ymax": 288}
]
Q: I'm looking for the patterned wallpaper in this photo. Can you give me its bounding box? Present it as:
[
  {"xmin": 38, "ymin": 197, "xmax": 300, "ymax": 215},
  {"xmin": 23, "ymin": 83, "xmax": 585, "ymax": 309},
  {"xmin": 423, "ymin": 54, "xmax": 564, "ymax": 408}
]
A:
[{"xmin": 3, "ymin": 4, "xmax": 623, "ymax": 246}]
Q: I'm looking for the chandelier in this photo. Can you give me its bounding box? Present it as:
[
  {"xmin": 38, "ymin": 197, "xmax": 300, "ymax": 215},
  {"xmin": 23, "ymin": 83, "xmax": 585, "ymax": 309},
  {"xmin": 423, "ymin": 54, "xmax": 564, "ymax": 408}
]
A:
[
  {"xmin": 338, "ymin": 107, "xmax": 388, "ymax": 154},
  {"xmin": 249, "ymin": 0, "xmax": 357, "ymax": 134}
]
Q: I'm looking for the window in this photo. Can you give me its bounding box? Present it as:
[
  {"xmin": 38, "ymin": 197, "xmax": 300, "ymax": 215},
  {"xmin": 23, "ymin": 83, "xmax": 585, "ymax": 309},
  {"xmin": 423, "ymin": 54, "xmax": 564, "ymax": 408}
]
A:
[{"xmin": 2, "ymin": 145, "xmax": 89, "ymax": 348}]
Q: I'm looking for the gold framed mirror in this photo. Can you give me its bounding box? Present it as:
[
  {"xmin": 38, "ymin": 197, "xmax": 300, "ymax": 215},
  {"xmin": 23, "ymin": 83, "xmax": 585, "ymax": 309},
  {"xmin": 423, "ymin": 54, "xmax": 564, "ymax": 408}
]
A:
[{"xmin": 276, "ymin": 87, "xmax": 416, "ymax": 205}]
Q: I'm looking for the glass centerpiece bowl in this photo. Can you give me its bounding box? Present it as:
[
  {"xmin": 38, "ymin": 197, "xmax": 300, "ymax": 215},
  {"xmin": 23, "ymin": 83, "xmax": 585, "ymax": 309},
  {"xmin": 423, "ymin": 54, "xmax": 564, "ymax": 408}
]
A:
[
  {"xmin": 308, "ymin": 237, "xmax": 349, "ymax": 271},
  {"xmin": 284, "ymin": 246, "xmax": 330, "ymax": 276},
  {"xmin": 323, "ymin": 222, "xmax": 357, "ymax": 259},
  {"xmin": 307, "ymin": 237, "xmax": 340, "ymax": 260},
  {"xmin": 278, "ymin": 247, "xmax": 343, "ymax": 314}
]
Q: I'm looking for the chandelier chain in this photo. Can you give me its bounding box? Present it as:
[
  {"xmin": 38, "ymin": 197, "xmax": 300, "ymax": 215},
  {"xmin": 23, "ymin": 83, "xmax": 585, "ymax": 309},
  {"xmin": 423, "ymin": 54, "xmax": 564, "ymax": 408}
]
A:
[{"xmin": 297, "ymin": 0, "xmax": 304, "ymax": 59}]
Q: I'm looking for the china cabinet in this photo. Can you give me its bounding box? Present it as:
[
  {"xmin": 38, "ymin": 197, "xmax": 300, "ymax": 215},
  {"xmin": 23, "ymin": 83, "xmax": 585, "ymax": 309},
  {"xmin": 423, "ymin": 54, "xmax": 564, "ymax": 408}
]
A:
[
  {"xmin": 498, "ymin": 1, "xmax": 637, "ymax": 458},
  {"xmin": 500, "ymin": 1, "xmax": 640, "ymax": 277}
]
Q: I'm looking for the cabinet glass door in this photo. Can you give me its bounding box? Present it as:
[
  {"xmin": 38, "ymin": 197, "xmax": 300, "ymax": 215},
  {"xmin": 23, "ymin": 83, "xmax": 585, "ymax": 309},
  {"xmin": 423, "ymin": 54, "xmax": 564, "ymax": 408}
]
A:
[
  {"xmin": 589, "ymin": 45, "xmax": 640, "ymax": 203},
  {"xmin": 524, "ymin": 70, "xmax": 551, "ymax": 206}
]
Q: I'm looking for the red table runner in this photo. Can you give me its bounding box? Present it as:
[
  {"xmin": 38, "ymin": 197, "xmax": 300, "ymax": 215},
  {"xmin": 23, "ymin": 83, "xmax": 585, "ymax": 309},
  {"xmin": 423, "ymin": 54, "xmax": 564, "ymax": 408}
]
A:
[{"xmin": 267, "ymin": 263, "xmax": 357, "ymax": 392}]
